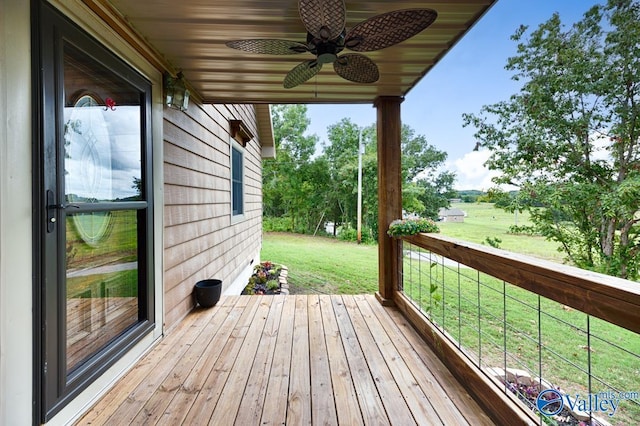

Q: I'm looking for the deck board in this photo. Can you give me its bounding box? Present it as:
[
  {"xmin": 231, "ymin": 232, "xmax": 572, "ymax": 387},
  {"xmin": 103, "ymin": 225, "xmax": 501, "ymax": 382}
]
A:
[
  {"xmin": 308, "ymin": 295, "xmax": 338, "ymax": 425},
  {"xmin": 260, "ymin": 293, "xmax": 296, "ymax": 426},
  {"xmin": 353, "ymin": 295, "xmax": 440, "ymax": 425},
  {"xmin": 234, "ymin": 295, "xmax": 284, "ymax": 425},
  {"xmin": 319, "ymin": 295, "xmax": 364, "ymax": 426},
  {"xmin": 75, "ymin": 295, "xmax": 494, "ymax": 426}
]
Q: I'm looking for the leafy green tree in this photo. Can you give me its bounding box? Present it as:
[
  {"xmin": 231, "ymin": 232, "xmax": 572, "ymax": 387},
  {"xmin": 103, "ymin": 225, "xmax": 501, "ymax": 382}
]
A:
[
  {"xmin": 323, "ymin": 118, "xmax": 362, "ymax": 229},
  {"xmin": 400, "ymin": 125, "xmax": 456, "ymax": 219},
  {"xmin": 322, "ymin": 119, "xmax": 454, "ymax": 237},
  {"xmin": 463, "ymin": 0, "xmax": 640, "ymax": 279},
  {"xmin": 265, "ymin": 108, "xmax": 455, "ymax": 238},
  {"xmin": 263, "ymin": 105, "xmax": 323, "ymax": 232}
]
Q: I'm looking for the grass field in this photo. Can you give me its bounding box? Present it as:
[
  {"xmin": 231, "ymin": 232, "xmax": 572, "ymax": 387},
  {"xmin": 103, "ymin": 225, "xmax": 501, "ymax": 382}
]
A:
[
  {"xmin": 439, "ymin": 203, "xmax": 565, "ymax": 262},
  {"xmin": 262, "ymin": 202, "xmax": 566, "ymax": 294},
  {"xmin": 261, "ymin": 232, "xmax": 379, "ymax": 294}
]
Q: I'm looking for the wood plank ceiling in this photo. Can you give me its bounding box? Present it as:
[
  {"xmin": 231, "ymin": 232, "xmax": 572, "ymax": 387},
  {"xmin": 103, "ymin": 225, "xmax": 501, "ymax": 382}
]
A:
[{"xmin": 103, "ymin": 0, "xmax": 496, "ymax": 104}]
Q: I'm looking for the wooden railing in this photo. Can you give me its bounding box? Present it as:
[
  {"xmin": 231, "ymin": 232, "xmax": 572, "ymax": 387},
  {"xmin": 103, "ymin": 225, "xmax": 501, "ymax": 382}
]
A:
[
  {"xmin": 403, "ymin": 233, "xmax": 640, "ymax": 335},
  {"xmin": 393, "ymin": 233, "xmax": 640, "ymax": 426}
]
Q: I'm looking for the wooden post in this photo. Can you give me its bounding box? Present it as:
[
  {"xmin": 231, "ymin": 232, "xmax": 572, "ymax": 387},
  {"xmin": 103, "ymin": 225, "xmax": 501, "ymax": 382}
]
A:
[{"xmin": 374, "ymin": 96, "xmax": 403, "ymax": 305}]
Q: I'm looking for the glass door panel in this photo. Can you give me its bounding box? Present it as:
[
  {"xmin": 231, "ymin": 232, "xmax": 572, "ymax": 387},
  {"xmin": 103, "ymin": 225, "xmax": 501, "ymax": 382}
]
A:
[
  {"xmin": 62, "ymin": 44, "xmax": 145, "ymax": 373},
  {"xmin": 65, "ymin": 211, "xmax": 140, "ymax": 372}
]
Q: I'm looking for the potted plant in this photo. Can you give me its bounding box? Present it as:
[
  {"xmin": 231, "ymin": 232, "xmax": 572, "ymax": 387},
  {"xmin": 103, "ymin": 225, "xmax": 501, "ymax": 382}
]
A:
[{"xmin": 387, "ymin": 217, "xmax": 439, "ymax": 237}]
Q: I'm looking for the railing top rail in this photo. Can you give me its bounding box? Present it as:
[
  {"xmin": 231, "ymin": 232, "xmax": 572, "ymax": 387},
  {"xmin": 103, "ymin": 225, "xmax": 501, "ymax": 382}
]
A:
[{"xmin": 404, "ymin": 233, "xmax": 640, "ymax": 335}]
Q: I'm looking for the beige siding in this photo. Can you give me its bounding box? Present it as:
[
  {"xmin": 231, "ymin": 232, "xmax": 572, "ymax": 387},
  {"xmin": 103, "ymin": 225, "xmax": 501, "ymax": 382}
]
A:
[{"xmin": 163, "ymin": 102, "xmax": 263, "ymax": 328}]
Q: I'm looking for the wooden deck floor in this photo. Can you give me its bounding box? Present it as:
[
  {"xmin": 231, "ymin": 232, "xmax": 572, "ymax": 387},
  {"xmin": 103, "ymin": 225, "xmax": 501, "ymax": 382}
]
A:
[{"xmin": 76, "ymin": 295, "xmax": 494, "ymax": 425}]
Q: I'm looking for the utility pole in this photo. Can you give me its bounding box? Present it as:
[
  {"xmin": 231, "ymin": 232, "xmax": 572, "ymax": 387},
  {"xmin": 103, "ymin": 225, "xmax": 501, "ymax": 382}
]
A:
[{"xmin": 357, "ymin": 127, "xmax": 364, "ymax": 244}]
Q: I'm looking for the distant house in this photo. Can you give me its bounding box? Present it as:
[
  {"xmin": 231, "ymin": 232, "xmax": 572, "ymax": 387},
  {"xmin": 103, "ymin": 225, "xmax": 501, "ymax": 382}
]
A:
[{"xmin": 439, "ymin": 208, "xmax": 466, "ymax": 222}]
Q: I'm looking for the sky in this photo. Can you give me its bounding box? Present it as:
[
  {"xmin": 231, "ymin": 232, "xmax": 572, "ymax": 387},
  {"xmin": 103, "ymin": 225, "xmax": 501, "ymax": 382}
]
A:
[{"xmin": 303, "ymin": 0, "xmax": 603, "ymax": 190}]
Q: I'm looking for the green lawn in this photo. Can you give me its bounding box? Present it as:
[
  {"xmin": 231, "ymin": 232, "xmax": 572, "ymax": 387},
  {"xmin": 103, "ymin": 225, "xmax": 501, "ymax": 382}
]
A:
[
  {"xmin": 261, "ymin": 232, "xmax": 379, "ymax": 294},
  {"xmin": 439, "ymin": 203, "xmax": 565, "ymax": 262}
]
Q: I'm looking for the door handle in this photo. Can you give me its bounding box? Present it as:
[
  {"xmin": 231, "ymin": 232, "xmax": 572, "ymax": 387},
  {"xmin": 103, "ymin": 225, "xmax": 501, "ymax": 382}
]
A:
[
  {"xmin": 46, "ymin": 190, "xmax": 56, "ymax": 233},
  {"xmin": 46, "ymin": 191, "xmax": 81, "ymax": 232}
]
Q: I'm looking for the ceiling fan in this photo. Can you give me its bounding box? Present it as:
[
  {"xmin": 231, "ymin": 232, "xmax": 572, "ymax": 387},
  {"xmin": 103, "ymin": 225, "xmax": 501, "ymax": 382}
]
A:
[{"xmin": 226, "ymin": 0, "xmax": 437, "ymax": 88}]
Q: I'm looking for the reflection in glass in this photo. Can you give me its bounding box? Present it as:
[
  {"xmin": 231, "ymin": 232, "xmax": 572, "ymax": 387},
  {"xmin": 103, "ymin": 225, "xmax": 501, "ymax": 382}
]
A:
[
  {"xmin": 64, "ymin": 101, "xmax": 142, "ymax": 203},
  {"xmin": 64, "ymin": 44, "xmax": 142, "ymax": 205},
  {"xmin": 65, "ymin": 211, "xmax": 139, "ymax": 373}
]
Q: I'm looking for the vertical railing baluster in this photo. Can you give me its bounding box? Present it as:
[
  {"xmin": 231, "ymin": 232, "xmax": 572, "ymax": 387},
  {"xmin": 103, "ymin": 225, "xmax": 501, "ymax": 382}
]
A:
[
  {"xmin": 477, "ymin": 270, "xmax": 481, "ymax": 366},
  {"xmin": 587, "ymin": 314, "xmax": 592, "ymax": 424},
  {"xmin": 458, "ymin": 263, "xmax": 462, "ymax": 348},
  {"xmin": 441, "ymin": 256, "xmax": 445, "ymax": 330},
  {"xmin": 538, "ymin": 294, "xmax": 542, "ymax": 414},
  {"xmin": 418, "ymin": 244, "xmax": 423, "ymax": 313},
  {"xmin": 503, "ymin": 280, "xmax": 507, "ymax": 393}
]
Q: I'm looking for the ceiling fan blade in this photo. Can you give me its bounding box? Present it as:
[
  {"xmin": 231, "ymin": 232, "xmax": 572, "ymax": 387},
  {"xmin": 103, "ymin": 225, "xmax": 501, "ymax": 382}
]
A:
[
  {"xmin": 333, "ymin": 53, "xmax": 379, "ymax": 84},
  {"xmin": 284, "ymin": 60, "xmax": 323, "ymax": 88},
  {"xmin": 226, "ymin": 39, "xmax": 309, "ymax": 55},
  {"xmin": 299, "ymin": 0, "xmax": 346, "ymax": 41},
  {"xmin": 345, "ymin": 9, "xmax": 437, "ymax": 52}
]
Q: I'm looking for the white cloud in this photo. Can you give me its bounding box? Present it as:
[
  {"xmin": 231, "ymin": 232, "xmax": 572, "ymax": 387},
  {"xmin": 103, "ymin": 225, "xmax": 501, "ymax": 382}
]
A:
[
  {"xmin": 450, "ymin": 150, "xmax": 500, "ymax": 191},
  {"xmin": 449, "ymin": 132, "xmax": 615, "ymax": 192}
]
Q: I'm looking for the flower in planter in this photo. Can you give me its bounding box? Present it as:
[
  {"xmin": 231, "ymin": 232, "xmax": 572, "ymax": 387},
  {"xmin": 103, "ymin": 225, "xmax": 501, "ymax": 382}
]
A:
[
  {"xmin": 387, "ymin": 218, "xmax": 439, "ymax": 237},
  {"xmin": 244, "ymin": 261, "xmax": 282, "ymax": 295}
]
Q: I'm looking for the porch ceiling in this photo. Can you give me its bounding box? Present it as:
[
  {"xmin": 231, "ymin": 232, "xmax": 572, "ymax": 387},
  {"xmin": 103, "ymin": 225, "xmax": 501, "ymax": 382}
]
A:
[{"xmin": 99, "ymin": 0, "xmax": 496, "ymax": 104}]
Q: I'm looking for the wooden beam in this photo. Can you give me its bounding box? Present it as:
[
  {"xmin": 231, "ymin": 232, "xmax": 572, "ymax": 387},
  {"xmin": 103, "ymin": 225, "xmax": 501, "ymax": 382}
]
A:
[{"xmin": 374, "ymin": 96, "xmax": 403, "ymax": 304}]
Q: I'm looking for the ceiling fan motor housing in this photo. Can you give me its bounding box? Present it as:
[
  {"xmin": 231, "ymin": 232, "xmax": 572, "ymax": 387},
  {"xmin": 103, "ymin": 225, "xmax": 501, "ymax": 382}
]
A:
[{"xmin": 308, "ymin": 30, "xmax": 345, "ymax": 64}]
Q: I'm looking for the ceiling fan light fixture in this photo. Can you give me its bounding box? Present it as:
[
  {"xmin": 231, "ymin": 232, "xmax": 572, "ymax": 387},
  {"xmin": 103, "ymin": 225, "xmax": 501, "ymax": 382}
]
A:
[{"xmin": 317, "ymin": 52, "xmax": 337, "ymax": 64}]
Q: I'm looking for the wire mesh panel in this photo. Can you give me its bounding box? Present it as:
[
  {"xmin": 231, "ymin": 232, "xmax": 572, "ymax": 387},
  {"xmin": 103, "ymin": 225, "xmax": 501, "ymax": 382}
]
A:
[{"xmin": 400, "ymin": 239, "xmax": 640, "ymax": 425}]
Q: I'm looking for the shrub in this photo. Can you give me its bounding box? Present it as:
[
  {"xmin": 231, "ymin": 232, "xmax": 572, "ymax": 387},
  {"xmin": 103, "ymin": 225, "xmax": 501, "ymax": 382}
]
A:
[
  {"xmin": 508, "ymin": 225, "xmax": 539, "ymax": 236},
  {"xmin": 337, "ymin": 225, "xmax": 376, "ymax": 244},
  {"xmin": 387, "ymin": 218, "xmax": 439, "ymax": 237},
  {"xmin": 263, "ymin": 216, "xmax": 294, "ymax": 232},
  {"xmin": 484, "ymin": 236, "xmax": 502, "ymax": 248}
]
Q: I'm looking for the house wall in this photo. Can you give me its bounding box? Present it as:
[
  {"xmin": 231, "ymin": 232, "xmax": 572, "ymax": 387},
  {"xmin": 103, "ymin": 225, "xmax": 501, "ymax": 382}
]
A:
[
  {"xmin": 163, "ymin": 103, "xmax": 263, "ymax": 329},
  {"xmin": 0, "ymin": 0, "xmax": 33, "ymax": 422}
]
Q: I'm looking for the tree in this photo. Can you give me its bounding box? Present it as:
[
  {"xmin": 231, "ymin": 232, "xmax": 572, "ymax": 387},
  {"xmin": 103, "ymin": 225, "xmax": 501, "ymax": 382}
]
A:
[
  {"xmin": 322, "ymin": 120, "xmax": 454, "ymax": 237},
  {"xmin": 265, "ymin": 108, "xmax": 455, "ymax": 238},
  {"xmin": 463, "ymin": 0, "xmax": 640, "ymax": 279},
  {"xmin": 399, "ymin": 126, "xmax": 456, "ymax": 218},
  {"xmin": 263, "ymin": 105, "xmax": 324, "ymax": 232}
]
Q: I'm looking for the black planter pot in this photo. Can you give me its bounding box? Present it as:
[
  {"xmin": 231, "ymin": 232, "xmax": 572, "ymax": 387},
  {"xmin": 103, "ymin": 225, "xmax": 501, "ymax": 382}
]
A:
[{"xmin": 194, "ymin": 279, "xmax": 222, "ymax": 308}]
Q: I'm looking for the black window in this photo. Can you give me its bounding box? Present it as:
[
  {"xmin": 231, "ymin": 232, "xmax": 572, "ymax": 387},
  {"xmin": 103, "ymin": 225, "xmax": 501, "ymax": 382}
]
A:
[{"xmin": 231, "ymin": 144, "xmax": 244, "ymax": 216}]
